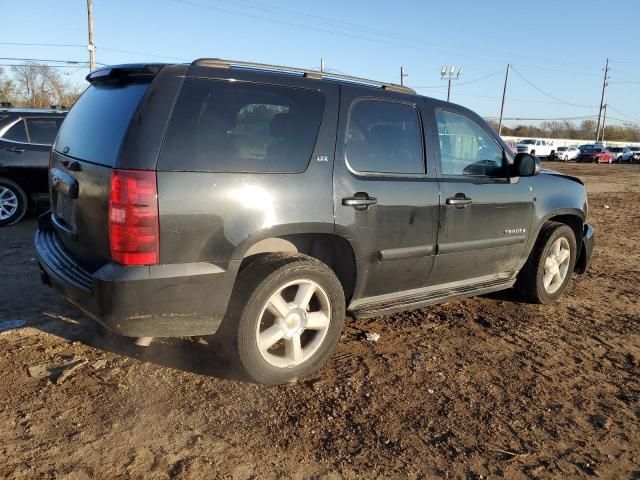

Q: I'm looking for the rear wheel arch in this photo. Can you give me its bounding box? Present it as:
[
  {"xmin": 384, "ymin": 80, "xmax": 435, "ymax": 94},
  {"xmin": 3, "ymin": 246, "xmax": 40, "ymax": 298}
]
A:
[{"xmin": 239, "ymin": 234, "xmax": 357, "ymax": 303}]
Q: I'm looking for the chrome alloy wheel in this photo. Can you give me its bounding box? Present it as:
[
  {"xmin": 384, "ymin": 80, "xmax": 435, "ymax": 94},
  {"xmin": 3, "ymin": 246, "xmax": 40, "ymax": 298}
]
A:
[
  {"xmin": 256, "ymin": 279, "xmax": 331, "ymax": 368},
  {"xmin": 543, "ymin": 237, "xmax": 571, "ymax": 294},
  {"xmin": 0, "ymin": 186, "xmax": 18, "ymax": 221}
]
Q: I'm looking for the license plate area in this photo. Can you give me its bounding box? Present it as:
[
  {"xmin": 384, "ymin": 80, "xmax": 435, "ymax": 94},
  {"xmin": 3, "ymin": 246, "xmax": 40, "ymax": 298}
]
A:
[{"xmin": 52, "ymin": 191, "xmax": 77, "ymax": 234}]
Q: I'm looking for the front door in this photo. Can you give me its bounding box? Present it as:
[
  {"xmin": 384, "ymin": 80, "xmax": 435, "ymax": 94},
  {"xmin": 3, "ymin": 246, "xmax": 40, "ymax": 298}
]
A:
[
  {"xmin": 429, "ymin": 108, "xmax": 533, "ymax": 286},
  {"xmin": 333, "ymin": 88, "xmax": 440, "ymax": 301}
]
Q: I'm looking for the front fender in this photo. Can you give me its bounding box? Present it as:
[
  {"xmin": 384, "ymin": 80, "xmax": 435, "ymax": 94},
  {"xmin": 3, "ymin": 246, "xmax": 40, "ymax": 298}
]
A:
[{"xmin": 522, "ymin": 173, "xmax": 587, "ymax": 263}]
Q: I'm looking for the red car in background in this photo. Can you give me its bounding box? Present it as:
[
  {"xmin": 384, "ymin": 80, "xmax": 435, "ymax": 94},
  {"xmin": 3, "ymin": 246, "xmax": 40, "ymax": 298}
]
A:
[{"xmin": 577, "ymin": 146, "xmax": 613, "ymax": 163}]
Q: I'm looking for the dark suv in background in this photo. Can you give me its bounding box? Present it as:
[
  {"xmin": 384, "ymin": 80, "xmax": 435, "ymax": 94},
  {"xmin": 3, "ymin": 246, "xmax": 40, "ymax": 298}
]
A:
[
  {"xmin": 0, "ymin": 108, "xmax": 66, "ymax": 225},
  {"xmin": 36, "ymin": 60, "xmax": 594, "ymax": 384}
]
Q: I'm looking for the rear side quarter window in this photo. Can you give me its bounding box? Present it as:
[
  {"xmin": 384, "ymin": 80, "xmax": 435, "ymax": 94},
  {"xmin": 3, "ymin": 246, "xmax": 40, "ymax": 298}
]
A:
[
  {"xmin": 159, "ymin": 78, "xmax": 325, "ymax": 173},
  {"xmin": 3, "ymin": 119, "xmax": 28, "ymax": 143},
  {"xmin": 26, "ymin": 118, "xmax": 60, "ymax": 145}
]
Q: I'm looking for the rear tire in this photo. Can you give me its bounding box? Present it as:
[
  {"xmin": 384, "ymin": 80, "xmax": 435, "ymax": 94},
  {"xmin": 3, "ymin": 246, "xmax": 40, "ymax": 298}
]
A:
[
  {"xmin": 0, "ymin": 178, "xmax": 28, "ymax": 226},
  {"xmin": 220, "ymin": 253, "xmax": 345, "ymax": 384},
  {"xmin": 516, "ymin": 222, "xmax": 577, "ymax": 304}
]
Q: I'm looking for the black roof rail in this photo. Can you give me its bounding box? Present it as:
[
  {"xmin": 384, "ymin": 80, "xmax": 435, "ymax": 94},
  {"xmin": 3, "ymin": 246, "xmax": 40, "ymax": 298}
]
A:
[{"xmin": 191, "ymin": 58, "xmax": 415, "ymax": 94}]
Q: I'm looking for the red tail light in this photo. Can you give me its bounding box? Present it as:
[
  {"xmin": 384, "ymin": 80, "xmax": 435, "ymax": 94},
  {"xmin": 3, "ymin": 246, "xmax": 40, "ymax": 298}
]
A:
[{"xmin": 108, "ymin": 169, "xmax": 159, "ymax": 266}]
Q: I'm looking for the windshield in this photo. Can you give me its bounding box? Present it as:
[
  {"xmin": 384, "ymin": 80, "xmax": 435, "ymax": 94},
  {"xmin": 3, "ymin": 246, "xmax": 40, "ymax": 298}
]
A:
[
  {"xmin": 609, "ymin": 147, "xmax": 622, "ymax": 152},
  {"xmin": 558, "ymin": 147, "xmax": 567, "ymax": 151},
  {"xmin": 520, "ymin": 139, "xmax": 536, "ymax": 145}
]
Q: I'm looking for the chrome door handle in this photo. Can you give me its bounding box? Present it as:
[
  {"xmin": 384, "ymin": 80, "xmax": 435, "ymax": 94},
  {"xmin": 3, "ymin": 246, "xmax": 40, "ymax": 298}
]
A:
[
  {"xmin": 342, "ymin": 193, "xmax": 377, "ymax": 211},
  {"xmin": 446, "ymin": 195, "xmax": 472, "ymax": 207}
]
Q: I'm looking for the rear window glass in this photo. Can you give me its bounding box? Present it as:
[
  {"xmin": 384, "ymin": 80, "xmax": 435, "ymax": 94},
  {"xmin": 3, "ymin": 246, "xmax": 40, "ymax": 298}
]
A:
[
  {"xmin": 54, "ymin": 79, "xmax": 151, "ymax": 166},
  {"xmin": 159, "ymin": 78, "xmax": 325, "ymax": 173},
  {"xmin": 3, "ymin": 120, "xmax": 27, "ymax": 142},
  {"xmin": 26, "ymin": 118, "xmax": 59, "ymax": 144}
]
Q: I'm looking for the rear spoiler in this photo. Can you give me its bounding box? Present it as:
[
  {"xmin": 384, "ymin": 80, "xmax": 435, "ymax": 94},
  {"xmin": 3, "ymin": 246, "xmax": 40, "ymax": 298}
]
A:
[{"xmin": 86, "ymin": 64, "xmax": 166, "ymax": 83}]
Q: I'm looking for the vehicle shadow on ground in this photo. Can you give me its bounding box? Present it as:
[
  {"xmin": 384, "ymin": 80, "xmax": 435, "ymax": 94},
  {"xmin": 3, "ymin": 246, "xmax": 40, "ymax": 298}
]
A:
[
  {"xmin": 32, "ymin": 310, "xmax": 249, "ymax": 382},
  {"xmin": 480, "ymin": 288, "xmax": 530, "ymax": 304}
]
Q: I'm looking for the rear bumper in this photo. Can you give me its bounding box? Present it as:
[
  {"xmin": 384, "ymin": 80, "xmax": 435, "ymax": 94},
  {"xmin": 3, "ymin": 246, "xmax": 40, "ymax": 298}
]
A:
[
  {"xmin": 575, "ymin": 223, "xmax": 595, "ymax": 274},
  {"xmin": 35, "ymin": 213, "xmax": 237, "ymax": 337}
]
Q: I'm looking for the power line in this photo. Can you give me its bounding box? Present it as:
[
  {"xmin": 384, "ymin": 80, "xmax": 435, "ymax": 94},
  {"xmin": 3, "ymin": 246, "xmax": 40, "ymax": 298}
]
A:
[
  {"xmin": 413, "ymin": 67, "xmax": 504, "ymax": 89},
  {"xmin": 513, "ymin": 67, "xmax": 599, "ymax": 109},
  {"xmin": 0, "ymin": 42, "xmax": 86, "ymax": 48},
  {"xmin": 95, "ymin": 46, "xmax": 189, "ymax": 61},
  {"xmin": 0, "ymin": 63, "xmax": 89, "ymax": 69},
  {"xmin": 510, "ymin": 66, "xmax": 599, "ymax": 109},
  {"xmin": 483, "ymin": 115, "xmax": 598, "ymax": 121},
  {"xmin": 170, "ymin": 0, "xmax": 421, "ymax": 51},
  {"xmin": 606, "ymin": 116, "xmax": 640, "ymax": 127},
  {"xmin": 513, "ymin": 63, "xmax": 602, "ymax": 78},
  {"xmin": 606, "ymin": 105, "xmax": 640, "ymax": 123},
  {"xmin": 208, "ymin": 0, "xmax": 415, "ymax": 43},
  {"xmin": 0, "ymin": 57, "xmax": 89, "ymax": 65}
]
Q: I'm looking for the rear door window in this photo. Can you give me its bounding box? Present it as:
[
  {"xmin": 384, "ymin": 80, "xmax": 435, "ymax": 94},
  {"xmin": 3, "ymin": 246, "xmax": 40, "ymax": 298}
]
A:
[
  {"xmin": 3, "ymin": 120, "xmax": 27, "ymax": 142},
  {"xmin": 345, "ymin": 99, "xmax": 424, "ymax": 174},
  {"xmin": 159, "ymin": 78, "xmax": 325, "ymax": 173},
  {"xmin": 26, "ymin": 118, "xmax": 60, "ymax": 144},
  {"xmin": 54, "ymin": 79, "xmax": 151, "ymax": 166}
]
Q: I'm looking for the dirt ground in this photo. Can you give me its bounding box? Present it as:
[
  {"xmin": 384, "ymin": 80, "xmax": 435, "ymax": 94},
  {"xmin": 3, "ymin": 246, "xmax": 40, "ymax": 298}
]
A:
[{"xmin": 0, "ymin": 162, "xmax": 638, "ymax": 479}]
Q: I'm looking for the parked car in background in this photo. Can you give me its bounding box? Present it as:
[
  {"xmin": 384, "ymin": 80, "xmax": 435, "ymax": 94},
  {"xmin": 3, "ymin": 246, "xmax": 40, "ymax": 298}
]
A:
[
  {"xmin": 608, "ymin": 146, "xmax": 633, "ymax": 163},
  {"xmin": 629, "ymin": 146, "xmax": 640, "ymax": 163},
  {"xmin": 516, "ymin": 138, "xmax": 555, "ymax": 157},
  {"xmin": 0, "ymin": 108, "xmax": 67, "ymax": 225},
  {"xmin": 551, "ymin": 146, "xmax": 580, "ymax": 161},
  {"xmin": 35, "ymin": 60, "xmax": 594, "ymax": 384},
  {"xmin": 577, "ymin": 146, "xmax": 612, "ymax": 163},
  {"xmin": 504, "ymin": 139, "xmax": 517, "ymax": 156}
]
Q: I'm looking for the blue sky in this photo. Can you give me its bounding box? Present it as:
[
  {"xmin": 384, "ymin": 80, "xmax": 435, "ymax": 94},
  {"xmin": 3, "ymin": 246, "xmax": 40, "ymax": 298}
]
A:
[{"xmin": 3, "ymin": 0, "xmax": 640, "ymax": 126}]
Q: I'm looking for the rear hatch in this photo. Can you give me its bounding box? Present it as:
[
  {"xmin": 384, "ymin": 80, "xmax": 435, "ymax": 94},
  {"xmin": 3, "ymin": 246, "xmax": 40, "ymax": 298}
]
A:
[{"xmin": 49, "ymin": 65, "xmax": 161, "ymax": 272}]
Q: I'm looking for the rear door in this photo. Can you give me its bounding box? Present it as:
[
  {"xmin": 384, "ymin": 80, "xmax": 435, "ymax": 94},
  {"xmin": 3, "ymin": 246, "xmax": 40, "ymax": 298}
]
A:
[
  {"xmin": 23, "ymin": 116, "xmax": 64, "ymax": 166},
  {"xmin": 0, "ymin": 115, "xmax": 63, "ymax": 193},
  {"xmin": 50, "ymin": 71, "xmax": 161, "ymax": 271},
  {"xmin": 428, "ymin": 107, "xmax": 533, "ymax": 285},
  {"xmin": 333, "ymin": 87, "xmax": 440, "ymax": 300}
]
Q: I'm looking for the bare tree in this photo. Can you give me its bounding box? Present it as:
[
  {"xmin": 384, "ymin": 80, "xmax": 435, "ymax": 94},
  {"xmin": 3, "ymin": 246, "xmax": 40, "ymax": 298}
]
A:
[
  {"xmin": 11, "ymin": 63, "xmax": 82, "ymax": 108},
  {"xmin": 0, "ymin": 67, "xmax": 17, "ymax": 105}
]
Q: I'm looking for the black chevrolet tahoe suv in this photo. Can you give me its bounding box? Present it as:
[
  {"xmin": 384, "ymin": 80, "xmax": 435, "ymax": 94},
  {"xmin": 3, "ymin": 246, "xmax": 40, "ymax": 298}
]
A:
[
  {"xmin": 36, "ymin": 60, "xmax": 594, "ymax": 384},
  {"xmin": 0, "ymin": 108, "xmax": 66, "ymax": 225}
]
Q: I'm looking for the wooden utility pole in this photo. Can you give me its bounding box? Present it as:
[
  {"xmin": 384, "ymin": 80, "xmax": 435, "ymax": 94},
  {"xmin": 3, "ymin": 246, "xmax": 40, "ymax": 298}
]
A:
[
  {"xmin": 441, "ymin": 65, "xmax": 463, "ymax": 102},
  {"xmin": 320, "ymin": 58, "xmax": 324, "ymax": 73},
  {"xmin": 599, "ymin": 104, "xmax": 608, "ymax": 143},
  {"xmin": 498, "ymin": 64, "xmax": 510, "ymax": 136},
  {"xmin": 595, "ymin": 58, "xmax": 609, "ymax": 142},
  {"xmin": 87, "ymin": 0, "xmax": 96, "ymax": 71}
]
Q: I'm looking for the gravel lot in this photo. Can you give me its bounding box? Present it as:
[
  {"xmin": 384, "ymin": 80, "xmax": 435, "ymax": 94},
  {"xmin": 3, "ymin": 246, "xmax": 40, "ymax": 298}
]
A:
[{"xmin": 0, "ymin": 162, "xmax": 638, "ymax": 479}]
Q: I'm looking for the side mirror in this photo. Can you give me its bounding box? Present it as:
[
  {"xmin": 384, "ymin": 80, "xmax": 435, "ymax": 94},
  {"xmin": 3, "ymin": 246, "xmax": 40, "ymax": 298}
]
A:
[{"xmin": 513, "ymin": 152, "xmax": 541, "ymax": 177}]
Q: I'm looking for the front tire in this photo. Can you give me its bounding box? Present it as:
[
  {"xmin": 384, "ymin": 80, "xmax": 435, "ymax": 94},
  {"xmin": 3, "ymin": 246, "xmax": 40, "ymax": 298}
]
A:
[
  {"xmin": 222, "ymin": 254, "xmax": 345, "ymax": 384},
  {"xmin": 0, "ymin": 178, "xmax": 28, "ymax": 226},
  {"xmin": 516, "ymin": 222, "xmax": 577, "ymax": 304}
]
